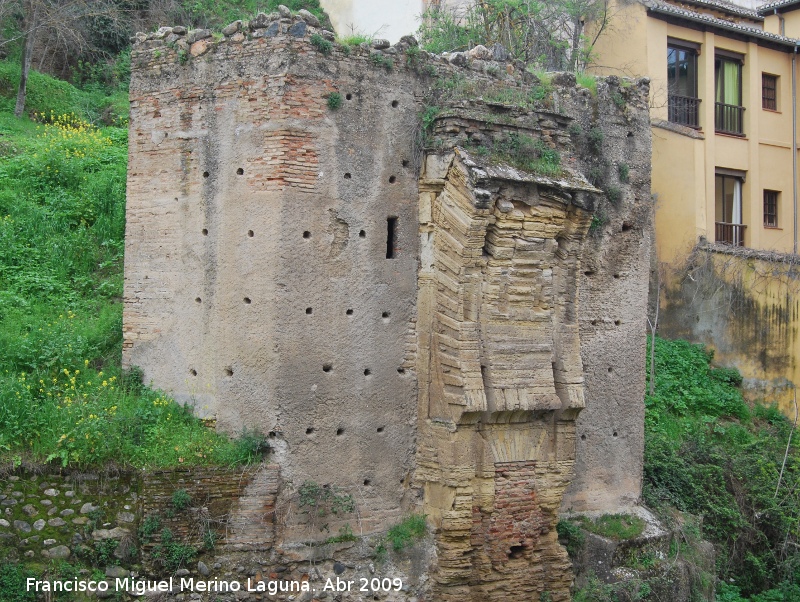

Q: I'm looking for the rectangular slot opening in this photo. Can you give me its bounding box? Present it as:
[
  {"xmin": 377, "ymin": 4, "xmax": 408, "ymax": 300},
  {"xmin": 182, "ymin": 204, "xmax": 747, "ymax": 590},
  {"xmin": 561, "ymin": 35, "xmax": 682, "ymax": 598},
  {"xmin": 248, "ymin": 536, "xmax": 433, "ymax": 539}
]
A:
[{"xmin": 386, "ymin": 217, "xmax": 397, "ymax": 259}]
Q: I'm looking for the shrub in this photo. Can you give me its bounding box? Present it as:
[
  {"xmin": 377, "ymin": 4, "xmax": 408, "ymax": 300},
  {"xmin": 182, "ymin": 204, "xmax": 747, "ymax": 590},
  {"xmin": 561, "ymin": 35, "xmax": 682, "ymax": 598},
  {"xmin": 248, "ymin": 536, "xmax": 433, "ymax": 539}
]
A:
[
  {"xmin": 310, "ymin": 34, "xmax": 333, "ymax": 56},
  {"xmin": 604, "ymin": 185, "xmax": 622, "ymax": 205},
  {"xmin": 421, "ymin": 105, "xmax": 440, "ymax": 134},
  {"xmin": 0, "ymin": 563, "xmax": 37, "ymax": 602},
  {"xmin": 326, "ymin": 524, "xmax": 358, "ymax": 544},
  {"xmin": 326, "ymin": 92, "xmax": 342, "ymax": 110},
  {"xmin": 587, "ymin": 127, "xmax": 604, "ymax": 154},
  {"xmin": 589, "ymin": 212, "xmax": 607, "ymax": 233},
  {"xmin": 93, "ymin": 539, "xmax": 119, "ymax": 566},
  {"xmin": 618, "ymin": 162, "xmax": 630, "ymax": 183},
  {"xmin": 202, "ymin": 528, "xmax": 217, "ymax": 551},
  {"xmin": 138, "ymin": 515, "xmax": 161, "ymax": 543},
  {"xmin": 172, "ymin": 489, "xmax": 192, "ymax": 511},
  {"xmin": 556, "ymin": 519, "xmax": 585, "ymax": 557},
  {"xmin": 297, "ymin": 481, "xmax": 355, "ymax": 523},
  {"xmin": 405, "ymin": 45, "xmax": 421, "ymax": 67},
  {"xmin": 370, "ymin": 53, "xmax": 393, "ymax": 71},
  {"xmin": 150, "ymin": 528, "xmax": 196, "ymax": 572}
]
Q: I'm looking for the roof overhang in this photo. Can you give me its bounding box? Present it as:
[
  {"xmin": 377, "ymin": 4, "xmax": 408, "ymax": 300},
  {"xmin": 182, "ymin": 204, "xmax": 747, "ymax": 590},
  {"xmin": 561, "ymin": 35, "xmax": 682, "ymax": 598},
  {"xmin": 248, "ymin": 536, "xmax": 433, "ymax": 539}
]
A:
[{"xmin": 647, "ymin": 3, "xmax": 799, "ymax": 50}]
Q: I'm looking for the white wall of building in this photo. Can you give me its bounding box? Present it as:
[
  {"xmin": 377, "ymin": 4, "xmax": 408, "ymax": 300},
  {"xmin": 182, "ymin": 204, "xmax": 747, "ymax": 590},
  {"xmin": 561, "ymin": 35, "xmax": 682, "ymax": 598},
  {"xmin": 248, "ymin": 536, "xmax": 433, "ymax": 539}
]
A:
[{"xmin": 320, "ymin": 0, "xmax": 424, "ymax": 41}]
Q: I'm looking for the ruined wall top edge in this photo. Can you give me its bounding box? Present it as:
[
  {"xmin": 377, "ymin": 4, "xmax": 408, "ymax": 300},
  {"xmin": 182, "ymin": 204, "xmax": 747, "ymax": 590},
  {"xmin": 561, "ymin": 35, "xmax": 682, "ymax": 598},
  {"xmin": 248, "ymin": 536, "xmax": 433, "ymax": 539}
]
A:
[{"xmin": 129, "ymin": 18, "xmax": 650, "ymax": 106}]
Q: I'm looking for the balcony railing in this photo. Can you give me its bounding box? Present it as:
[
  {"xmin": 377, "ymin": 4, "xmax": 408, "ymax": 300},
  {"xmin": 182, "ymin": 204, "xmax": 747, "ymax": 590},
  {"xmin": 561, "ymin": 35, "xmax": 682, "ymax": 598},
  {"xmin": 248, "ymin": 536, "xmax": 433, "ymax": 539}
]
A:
[
  {"xmin": 668, "ymin": 94, "xmax": 701, "ymax": 128},
  {"xmin": 715, "ymin": 222, "xmax": 746, "ymax": 246},
  {"xmin": 715, "ymin": 102, "xmax": 745, "ymax": 135}
]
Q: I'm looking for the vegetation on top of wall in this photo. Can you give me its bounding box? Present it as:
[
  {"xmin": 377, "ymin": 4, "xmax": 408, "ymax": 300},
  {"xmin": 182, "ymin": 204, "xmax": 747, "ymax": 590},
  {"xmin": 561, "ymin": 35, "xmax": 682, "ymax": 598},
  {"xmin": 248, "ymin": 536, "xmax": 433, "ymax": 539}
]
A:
[
  {"xmin": 175, "ymin": 0, "xmax": 330, "ymax": 30},
  {"xmin": 310, "ymin": 33, "xmax": 333, "ymax": 56},
  {"xmin": 573, "ymin": 514, "xmax": 646, "ymax": 541},
  {"xmin": 472, "ymin": 132, "xmax": 561, "ymax": 177},
  {"xmin": 433, "ymin": 72, "xmax": 551, "ymax": 110},
  {"xmin": 645, "ymin": 336, "xmax": 800, "ymax": 598},
  {"xmin": 417, "ymin": 0, "xmax": 613, "ymax": 71},
  {"xmin": 0, "ymin": 64, "xmax": 267, "ymax": 470},
  {"xmin": 576, "ymin": 72, "xmax": 598, "ymax": 96},
  {"xmin": 337, "ymin": 34, "xmax": 371, "ymax": 47}
]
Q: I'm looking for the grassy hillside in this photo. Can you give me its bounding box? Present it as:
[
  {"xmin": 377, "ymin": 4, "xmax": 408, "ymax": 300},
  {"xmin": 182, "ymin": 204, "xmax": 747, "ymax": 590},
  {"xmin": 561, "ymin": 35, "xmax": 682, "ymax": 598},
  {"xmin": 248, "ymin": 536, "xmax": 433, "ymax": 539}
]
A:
[
  {"xmin": 645, "ymin": 337, "xmax": 800, "ymax": 599},
  {"xmin": 0, "ymin": 62, "xmax": 264, "ymax": 469}
]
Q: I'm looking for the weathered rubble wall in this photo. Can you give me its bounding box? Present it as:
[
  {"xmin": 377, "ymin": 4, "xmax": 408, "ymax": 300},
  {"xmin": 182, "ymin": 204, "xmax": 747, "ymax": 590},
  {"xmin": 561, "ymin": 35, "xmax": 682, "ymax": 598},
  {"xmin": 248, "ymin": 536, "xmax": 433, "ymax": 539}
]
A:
[
  {"xmin": 0, "ymin": 464, "xmax": 434, "ymax": 601},
  {"xmin": 124, "ymin": 13, "xmax": 652, "ymax": 600},
  {"xmin": 0, "ymin": 466, "xmax": 277, "ymax": 570},
  {"xmin": 661, "ymin": 245, "xmax": 800, "ymax": 418}
]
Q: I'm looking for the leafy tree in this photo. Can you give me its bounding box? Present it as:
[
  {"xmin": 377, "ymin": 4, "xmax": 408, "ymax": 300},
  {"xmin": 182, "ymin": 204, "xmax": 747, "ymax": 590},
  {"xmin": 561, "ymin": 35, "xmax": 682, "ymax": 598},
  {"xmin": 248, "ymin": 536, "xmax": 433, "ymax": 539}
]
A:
[
  {"xmin": 0, "ymin": 0, "xmax": 125, "ymax": 115},
  {"xmin": 418, "ymin": 0, "xmax": 613, "ymax": 71}
]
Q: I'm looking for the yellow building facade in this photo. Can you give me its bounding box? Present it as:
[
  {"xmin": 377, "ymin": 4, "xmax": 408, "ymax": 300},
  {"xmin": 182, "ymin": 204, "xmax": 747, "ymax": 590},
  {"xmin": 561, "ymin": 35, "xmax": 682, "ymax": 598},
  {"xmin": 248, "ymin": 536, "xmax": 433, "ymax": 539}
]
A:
[{"xmin": 591, "ymin": 0, "xmax": 800, "ymax": 414}]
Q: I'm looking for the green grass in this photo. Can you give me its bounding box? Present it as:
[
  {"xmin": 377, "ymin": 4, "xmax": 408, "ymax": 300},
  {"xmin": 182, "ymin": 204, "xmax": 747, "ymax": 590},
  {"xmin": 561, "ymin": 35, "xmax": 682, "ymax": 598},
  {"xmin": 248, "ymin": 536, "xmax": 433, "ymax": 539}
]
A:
[
  {"xmin": 0, "ymin": 63, "xmax": 267, "ymax": 469},
  {"xmin": 337, "ymin": 34, "xmax": 371, "ymax": 46},
  {"xmin": 576, "ymin": 72, "xmax": 597, "ymax": 96},
  {"xmin": 0, "ymin": 62, "xmax": 128, "ymax": 125},
  {"xmin": 472, "ymin": 132, "xmax": 561, "ymax": 177},
  {"xmin": 386, "ymin": 514, "xmax": 427, "ymax": 552},
  {"xmin": 574, "ymin": 514, "xmax": 645, "ymax": 540},
  {"xmin": 434, "ymin": 74, "xmax": 550, "ymax": 110}
]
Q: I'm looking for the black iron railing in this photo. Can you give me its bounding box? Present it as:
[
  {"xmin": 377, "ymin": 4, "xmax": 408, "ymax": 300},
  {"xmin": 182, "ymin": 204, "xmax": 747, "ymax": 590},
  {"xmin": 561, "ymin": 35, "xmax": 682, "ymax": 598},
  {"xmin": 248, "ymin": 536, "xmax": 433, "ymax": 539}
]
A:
[
  {"xmin": 715, "ymin": 102, "xmax": 745, "ymax": 135},
  {"xmin": 668, "ymin": 94, "xmax": 701, "ymax": 128}
]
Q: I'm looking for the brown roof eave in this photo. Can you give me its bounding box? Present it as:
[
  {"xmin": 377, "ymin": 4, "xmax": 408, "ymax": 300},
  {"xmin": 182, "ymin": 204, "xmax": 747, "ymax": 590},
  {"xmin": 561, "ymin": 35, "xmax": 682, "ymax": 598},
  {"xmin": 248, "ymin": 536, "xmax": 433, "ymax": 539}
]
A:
[{"xmin": 647, "ymin": 5, "xmax": 800, "ymax": 50}]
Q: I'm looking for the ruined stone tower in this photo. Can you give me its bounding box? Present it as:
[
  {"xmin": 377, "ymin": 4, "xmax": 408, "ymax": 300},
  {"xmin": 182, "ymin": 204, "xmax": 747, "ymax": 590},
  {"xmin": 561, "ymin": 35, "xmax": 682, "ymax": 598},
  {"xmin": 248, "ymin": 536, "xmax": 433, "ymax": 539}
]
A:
[{"xmin": 124, "ymin": 16, "xmax": 651, "ymax": 600}]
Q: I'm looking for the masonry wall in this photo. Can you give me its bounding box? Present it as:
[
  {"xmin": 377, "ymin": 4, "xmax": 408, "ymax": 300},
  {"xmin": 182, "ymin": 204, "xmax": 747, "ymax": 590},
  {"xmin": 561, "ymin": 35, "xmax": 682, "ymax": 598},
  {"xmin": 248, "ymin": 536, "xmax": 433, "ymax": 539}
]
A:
[
  {"xmin": 124, "ymin": 17, "xmax": 652, "ymax": 600},
  {"xmin": 564, "ymin": 76, "xmax": 654, "ymax": 513},
  {"xmin": 124, "ymin": 28, "xmax": 423, "ymax": 539},
  {"xmin": 661, "ymin": 246, "xmax": 800, "ymax": 417}
]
